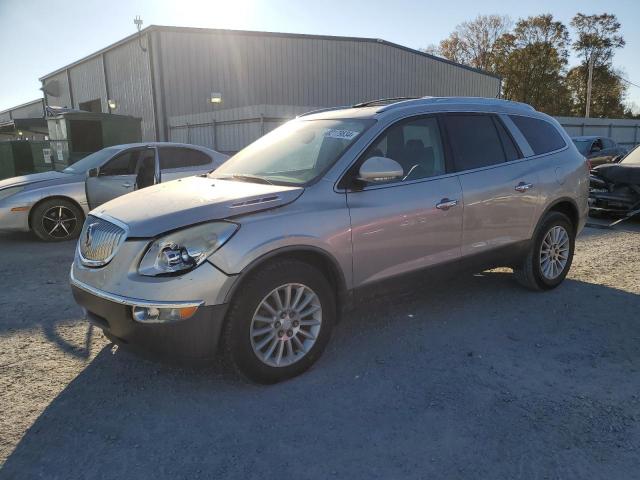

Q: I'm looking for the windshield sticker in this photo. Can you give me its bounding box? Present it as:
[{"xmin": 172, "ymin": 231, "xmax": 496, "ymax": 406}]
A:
[{"xmin": 324, "ymin": 129, "xmax": 360, "ymax": 140}]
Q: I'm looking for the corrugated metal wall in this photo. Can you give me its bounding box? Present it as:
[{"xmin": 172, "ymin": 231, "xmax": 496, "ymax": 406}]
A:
[
  {"xmin": 40, "ymin": 27, "xmax": 499, "ymax": 147},
  {"xmin": 0, "ymin": 100, "xmax": 44, "ymax": 122},
  {"xmin": 68, "ymin": 56, "xmax": 107, "ymax": 111},
  {"xmin": 556, "ymin": 116, "xmax": 640, "ymax": 149},
  {"xmin": 42, "ymin": 71, "xmax": 72, "ymax": 108},
  {"xmin": 103, "ymin": 36, "xmax": 156, "ymax": 140},
  {"xmin": 158, "ymin": 30, "xmax": 499, "ymax": 120}
]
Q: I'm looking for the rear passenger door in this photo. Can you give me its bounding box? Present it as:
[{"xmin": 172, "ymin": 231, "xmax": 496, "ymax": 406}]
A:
[
  {"xmin": 442, "ymin": 113, "xmax": 539, "ymax": 257},
  {"xmin": 158, "ymin": 147, "xmax": 214, "ymax": 182}
]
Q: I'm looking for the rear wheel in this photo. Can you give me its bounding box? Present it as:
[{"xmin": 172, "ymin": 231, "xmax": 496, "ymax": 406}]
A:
[
  {"xmin": 514, "ymin": 211, "xmax": 575, "ymax": 291},
  {"xmin": 222, "ymin": 259, "xmax": 335, "ymax": 384},
  {"xmin": 31, "ymin": 198, "xmax": 84, "ymax": 242}
]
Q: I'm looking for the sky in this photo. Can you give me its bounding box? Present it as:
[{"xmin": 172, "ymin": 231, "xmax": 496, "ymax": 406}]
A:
[{"xmin": 0, "ymin": 0, "xmax": 639, "ymax": 112}]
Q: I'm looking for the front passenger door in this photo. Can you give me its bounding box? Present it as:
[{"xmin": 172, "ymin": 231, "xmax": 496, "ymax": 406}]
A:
[{"xmin": 86, "ymin": 148, "xmax": 156, "ymax": 209}]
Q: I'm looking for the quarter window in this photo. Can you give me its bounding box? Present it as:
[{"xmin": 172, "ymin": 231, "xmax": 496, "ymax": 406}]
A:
[
  {"xmin": 159, "ymin": 147, "xmax": 211, "ymax": 170},
  {"xmin": 443, "ymin": 114, "xmax": 507, "ymax": 171},
  {"xmin": 509, "ymin": 115, "xmax": 566, "ymax": 155},
  {"xmin": 359, "ymin": 116, "xmax": 446, "ymax": 183}
]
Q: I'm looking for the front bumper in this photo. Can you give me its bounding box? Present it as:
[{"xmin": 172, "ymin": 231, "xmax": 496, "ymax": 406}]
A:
[{"xmin": 71, "ymin": 280, "xmax": 228, "ymax": 362}]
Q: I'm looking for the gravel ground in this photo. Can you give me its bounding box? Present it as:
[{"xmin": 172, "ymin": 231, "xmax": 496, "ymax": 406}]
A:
[{"xmin": 1, "ymin": 222, "xmax": 639, "ymax": 479}]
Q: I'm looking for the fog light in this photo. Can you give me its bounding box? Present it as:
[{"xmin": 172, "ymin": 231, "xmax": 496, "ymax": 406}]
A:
[{"xmin": 132, "ymin": 305, "xmax": 198, "ymax": 323}]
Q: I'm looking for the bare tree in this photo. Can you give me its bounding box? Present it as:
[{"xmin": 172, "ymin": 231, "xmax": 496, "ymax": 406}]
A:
[{"xmin": 426, "ymin": 15, "xmax": 512, "ymax": 71}]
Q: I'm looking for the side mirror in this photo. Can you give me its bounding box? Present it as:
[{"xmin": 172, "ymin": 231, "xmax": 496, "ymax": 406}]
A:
[
  {"xmin": 357, "ymin": 156, "xmax": 403, "ymax": 183},
  {"xmin": 87, "ymin": 168, "xmax": 99, "ymax": 178}
]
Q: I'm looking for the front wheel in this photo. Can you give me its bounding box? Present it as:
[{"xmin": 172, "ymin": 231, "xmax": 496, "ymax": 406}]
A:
[
  {"xmin": 514, "ymin": 212, "xmax": 575, "ymax": 291},
  {"xmin": 31, "ymin": 198, "xmax": 84, "ymax": 242},
  {"xmin": 222, "ymin": 259, "xmax": 335, "ymax": 384}
]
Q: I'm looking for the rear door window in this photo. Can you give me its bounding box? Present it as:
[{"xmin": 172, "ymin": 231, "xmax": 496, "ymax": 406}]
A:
[
  {"xmin": 159, "ymin": 147, "xmax": 211, "ymax": 170},
  {"xmin": 442, "ymin": 114, "xmax": 506, "ymax": 171},
  {"xmin": 509, "ymin": 115, "xmax": 566, "ymax": 155}
]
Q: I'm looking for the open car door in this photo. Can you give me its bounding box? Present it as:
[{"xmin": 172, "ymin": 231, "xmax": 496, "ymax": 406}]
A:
[{"xmin": 86, "ymin": 147, "xmax": 158, "ymax": 210}]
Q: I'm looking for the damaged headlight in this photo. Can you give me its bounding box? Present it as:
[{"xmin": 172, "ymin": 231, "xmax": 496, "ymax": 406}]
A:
[{"xmin": 138, "ymin": 221, "xmax": 238, "ymax": 276}]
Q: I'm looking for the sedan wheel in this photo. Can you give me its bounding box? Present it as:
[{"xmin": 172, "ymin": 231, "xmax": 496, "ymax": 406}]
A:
[
  {"xmin": 31, "ymin": 198, "xmax": 84, "ymax": 242},
  {"xmin": 41, "ymin": 205, "xmax": 79, "ymax": 239}
]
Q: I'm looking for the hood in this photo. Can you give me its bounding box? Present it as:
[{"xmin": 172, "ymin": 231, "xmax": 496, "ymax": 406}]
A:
[
  {"xmin": 93, "ymin": 176, "xmax": 304, "ymax": 237},
  {"xmin": 0, "ymin": 171, "xmax": 78, "ymax": 190}
]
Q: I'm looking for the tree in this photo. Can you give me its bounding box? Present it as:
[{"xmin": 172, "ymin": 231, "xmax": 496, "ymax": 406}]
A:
[
  {"xmin": 566, "ymin": 66, "xmax": 627, "ymax": 117},
  {"xmin": 568, "ymin": 13, "xmax": 627, "ymax": 117},
  {"xmin": 493, "ymin": 14, "xmax": 572, "ymax": 115},
  {"xmin": 425, "ymin": 15, "xmax": 511, "ymax": 72},
  {"xmin": 571, "ymin": 13, "xmax": 625, "ymax": 66}
]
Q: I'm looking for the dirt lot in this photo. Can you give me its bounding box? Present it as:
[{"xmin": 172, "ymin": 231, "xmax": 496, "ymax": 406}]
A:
[{"xmin": 1, "ymin": 221, "xmax": 639, "ymax": 479}]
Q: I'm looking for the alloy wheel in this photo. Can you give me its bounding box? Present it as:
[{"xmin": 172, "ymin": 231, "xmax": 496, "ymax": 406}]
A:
[
  {"xmin": 41, "ymin": 206, "xmax": 78, "ymax": 239},
  {"xmin": 250, "ymin": 283, "xmax": 322, "ymax": 367},
  {"xmin": 539, "ymin": 225, "xmax": 570, "ymax": 280}
]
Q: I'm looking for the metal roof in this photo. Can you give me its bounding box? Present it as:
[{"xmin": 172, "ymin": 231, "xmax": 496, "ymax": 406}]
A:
[{"xmin": 39, "ymin": 25, "xmax": 501, "ymax": 81}]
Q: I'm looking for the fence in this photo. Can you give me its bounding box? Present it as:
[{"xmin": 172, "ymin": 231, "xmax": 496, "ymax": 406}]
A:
[
  {"xmin": 555, "ymin": 116, "xmax": 640, "ymax": 150},
  {"xmin": 169, "ymin": 108, "xmax": 640, "ymax": 154}
]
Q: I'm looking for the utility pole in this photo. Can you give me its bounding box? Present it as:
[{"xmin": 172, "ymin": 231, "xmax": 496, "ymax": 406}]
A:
[{"xmin": 585, "ymin": 52, "xmax": 594, "ymax": 118}]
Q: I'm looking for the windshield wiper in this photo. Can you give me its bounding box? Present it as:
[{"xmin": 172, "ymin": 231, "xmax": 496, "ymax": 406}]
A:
[{"xmin": 218, "ymin": 174, "xmax": 274, "ymax": 185}]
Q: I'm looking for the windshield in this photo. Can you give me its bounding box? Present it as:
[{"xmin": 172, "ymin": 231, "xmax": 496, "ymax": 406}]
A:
[
  {"xmin": 62, "ymin": 147, "xmax": 122, "ymax": 174},
  {"xmin": 572, "ymin": 139, "xmax": 591, "ymax": 155},
  {"xmin": 211, "ymin": 118, "xmax": 374, "ymax": 185},
  {"xmin": 621, "ymin": 145, "xmax": 640, "ymax": 164}
]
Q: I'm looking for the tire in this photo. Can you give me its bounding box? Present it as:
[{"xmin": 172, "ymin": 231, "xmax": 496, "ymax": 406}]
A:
[
  {"xmin": 222, "ymin": 259, "xmax": 335, "ymax": 384},
  {"xmin": 31, "ymin": 198, "xmax": 84, "ymax": 242},
  {"xmin": 514, "ymin": 211, "xmax": 575, "ymax": 291}
]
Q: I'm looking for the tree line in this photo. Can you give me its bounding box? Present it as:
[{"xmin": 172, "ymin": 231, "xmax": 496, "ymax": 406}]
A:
[{"xmin": 423, "ymin": 13, "xmax": 638, "ymax": 118}]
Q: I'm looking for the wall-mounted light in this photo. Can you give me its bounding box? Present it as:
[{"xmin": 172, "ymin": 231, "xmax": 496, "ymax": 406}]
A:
[
  {"xmin": 108, "ymin": 99, "xmax": 117, "ymax": 110},
  {"xmin": 209, "ymin": 92, "xmax": 222, "ymax": 104},
  {"xmin": 17, "ymin": 131, "xmax": 23, "ymax": 136}
]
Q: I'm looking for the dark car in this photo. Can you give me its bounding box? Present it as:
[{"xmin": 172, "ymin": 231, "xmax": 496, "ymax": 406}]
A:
[{"xmin": 572, "ymin": 136, "xmax": 627, "ymax": 167}]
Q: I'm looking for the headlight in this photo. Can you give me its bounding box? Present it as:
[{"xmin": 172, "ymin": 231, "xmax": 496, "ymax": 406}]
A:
[
  {"xmin": 138, "ymin": 221, "xmax": 238, "ymax": 276},
  {"xmin": 0, "ymin": 186, "xmax": 25, "ymax": 202}
]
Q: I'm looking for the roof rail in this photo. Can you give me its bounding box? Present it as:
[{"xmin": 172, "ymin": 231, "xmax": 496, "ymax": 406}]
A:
[
  {"xmin": 297, "ymin": 105, "xmax": 350, "ymax": 118},
  {"xmin": 352, "ymin": 97, "xmax": 420, "ymax": 108},
  {"xmin": 377, "ymin": 96, "xmax": 536, "ymax": 112}
]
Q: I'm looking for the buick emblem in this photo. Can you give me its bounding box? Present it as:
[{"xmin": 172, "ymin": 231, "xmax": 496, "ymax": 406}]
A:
[{"xmin": 84, "ymin": 222, "xmax": 98, "ymax": 249}]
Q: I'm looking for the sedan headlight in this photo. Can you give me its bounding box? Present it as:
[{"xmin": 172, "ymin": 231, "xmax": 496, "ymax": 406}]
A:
[
  {"xmin": 0, "ymin": 186, "xmax": 25, "ymax": 202},
  {"xmin": 138, "ymin": 221, "xmax": 238, "ymax": 276}
]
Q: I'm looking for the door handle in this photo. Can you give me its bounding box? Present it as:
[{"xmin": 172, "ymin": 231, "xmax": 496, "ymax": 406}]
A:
[
  {"xmin": 121, "ymin": 182, "xmax": 132, "ymax": 188},
  {"xmin": 515, "ymin": 182, "xmax": 533, "ymax": 192},
  {"xmin": 436, "ymin": 198, "xmax": 459, "ymax": 210}
]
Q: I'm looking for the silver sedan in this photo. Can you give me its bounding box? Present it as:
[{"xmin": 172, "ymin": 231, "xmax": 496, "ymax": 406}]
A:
[{"xmin": 0, "ymin": 142, "xmax": 227, "ymax": 241}]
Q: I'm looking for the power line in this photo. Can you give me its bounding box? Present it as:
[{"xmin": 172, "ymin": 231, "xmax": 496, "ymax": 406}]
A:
[{"xmin": 614, "ymin": 73, "xmax": 640, "ymax": 89}]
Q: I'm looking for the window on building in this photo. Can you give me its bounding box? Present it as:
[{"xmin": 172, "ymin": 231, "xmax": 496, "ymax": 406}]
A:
[{"xmin": 78, "ymin": 99, "xmax": 102, "ymax": 113}]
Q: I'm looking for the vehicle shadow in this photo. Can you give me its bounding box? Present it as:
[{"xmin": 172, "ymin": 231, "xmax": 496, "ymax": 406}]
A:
[{"xmin": 3, "ymin": 272, "xmax": 639, "ymax": 479}]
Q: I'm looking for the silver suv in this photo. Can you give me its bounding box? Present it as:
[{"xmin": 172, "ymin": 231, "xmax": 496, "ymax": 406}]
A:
[{"xmin": 70, "ymin": 97, "xmax": 589, "ymax": 383}]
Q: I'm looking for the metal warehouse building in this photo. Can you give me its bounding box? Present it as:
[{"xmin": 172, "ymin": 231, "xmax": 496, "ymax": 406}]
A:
[{"xmin": 39, "ymin": 26, "xmax": 501, "ymax": 153}]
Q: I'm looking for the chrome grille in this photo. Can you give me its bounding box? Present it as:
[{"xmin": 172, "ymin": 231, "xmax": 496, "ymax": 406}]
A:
[{"xmin": 78, "ymin": 216, "xmax": 127, "ymax": 267}]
